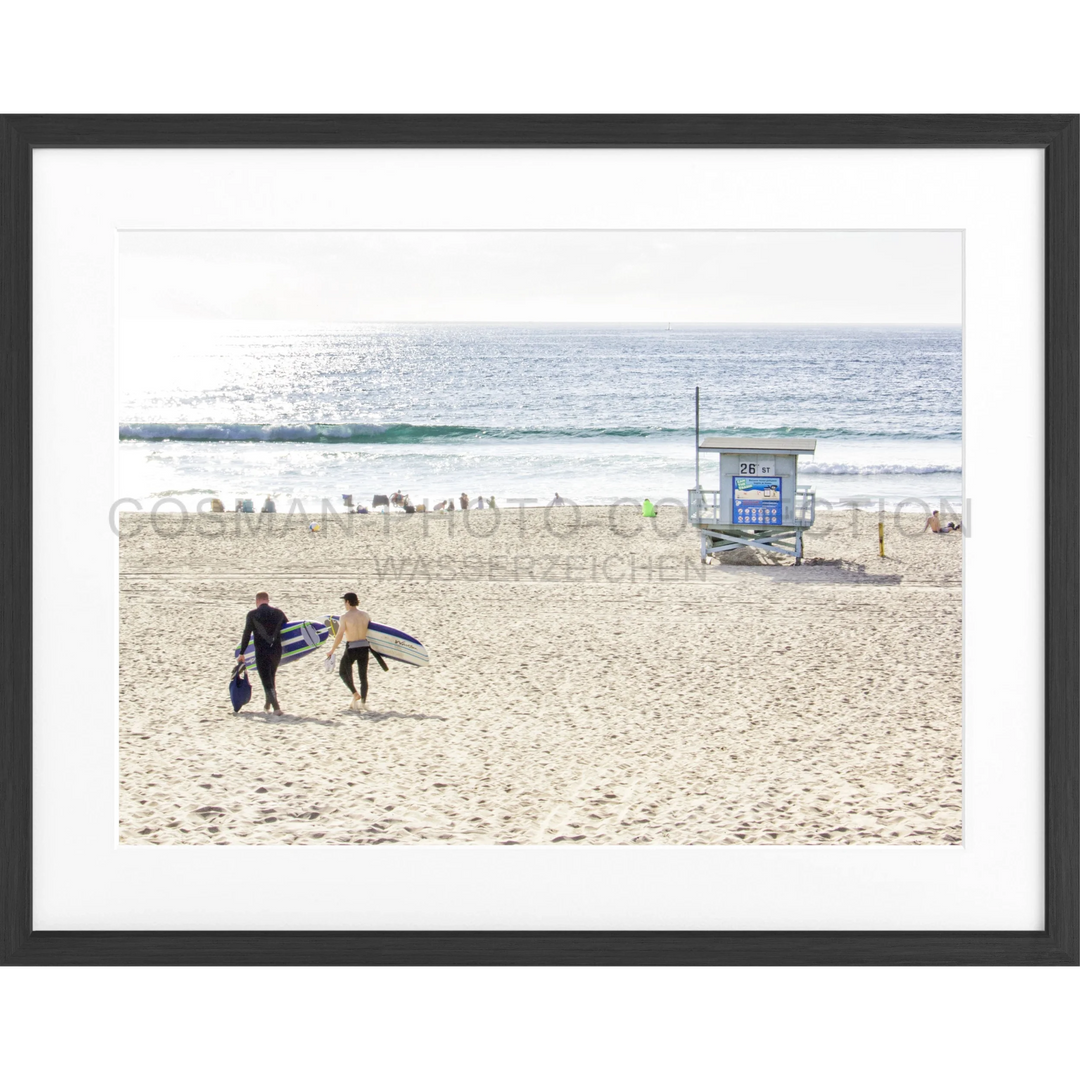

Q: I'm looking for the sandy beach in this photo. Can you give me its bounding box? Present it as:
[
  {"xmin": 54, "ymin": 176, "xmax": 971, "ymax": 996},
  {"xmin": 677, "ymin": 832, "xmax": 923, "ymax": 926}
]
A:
[{"xmin": 118, "ymin": 505, "xmax": 962, "ymax": 845}]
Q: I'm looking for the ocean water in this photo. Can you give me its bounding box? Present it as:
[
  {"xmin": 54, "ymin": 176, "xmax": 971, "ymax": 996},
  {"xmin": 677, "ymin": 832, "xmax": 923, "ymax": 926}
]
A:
[{"xmin": 118, "ymin": 322, "xmax": 962, "ymax": 513}]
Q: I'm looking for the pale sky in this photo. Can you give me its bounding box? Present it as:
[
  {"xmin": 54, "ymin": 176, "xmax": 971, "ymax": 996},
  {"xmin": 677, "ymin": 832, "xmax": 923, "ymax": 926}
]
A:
[{"xmin": 118, "ymin": 230, "xmax": 962, "ymax": 324}]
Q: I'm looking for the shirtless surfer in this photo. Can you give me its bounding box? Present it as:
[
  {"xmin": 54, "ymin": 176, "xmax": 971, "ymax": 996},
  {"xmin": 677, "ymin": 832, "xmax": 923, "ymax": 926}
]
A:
[
  {"xmin": 923, "ymin": 510, "xmax": 960, "ymax": 534},
  {"xmin": 328, "ymin": 591, "xmax": 371, "ymax": 712}
]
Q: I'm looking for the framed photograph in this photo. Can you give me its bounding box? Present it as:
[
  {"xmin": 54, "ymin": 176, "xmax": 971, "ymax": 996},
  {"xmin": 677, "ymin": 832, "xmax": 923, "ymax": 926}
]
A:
[{"xmin": 1, "ymin": 115, "xmax": 1076, "ymax": 965}]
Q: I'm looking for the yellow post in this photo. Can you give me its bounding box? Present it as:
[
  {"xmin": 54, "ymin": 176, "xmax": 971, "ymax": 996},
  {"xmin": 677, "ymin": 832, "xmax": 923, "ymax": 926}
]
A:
[{"xmin": 878, "ymin": 519, "xmax": 885, "ymax": 558}]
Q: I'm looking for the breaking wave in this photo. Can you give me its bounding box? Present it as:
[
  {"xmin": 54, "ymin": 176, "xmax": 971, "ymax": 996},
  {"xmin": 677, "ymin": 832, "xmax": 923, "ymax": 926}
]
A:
[
  {"xmin": 799, "ymin": 463, "xmax": 962, "ymax": 475},
  {"xmin": 118, "ymin": 422, "xmax": 961, "ymax": 443}
]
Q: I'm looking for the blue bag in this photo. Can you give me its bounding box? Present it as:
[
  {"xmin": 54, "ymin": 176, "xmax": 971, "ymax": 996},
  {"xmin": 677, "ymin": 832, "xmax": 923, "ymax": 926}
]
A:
[{"xmin": 229, "ymin": 662, "xmax": 252, "ymax": 712}]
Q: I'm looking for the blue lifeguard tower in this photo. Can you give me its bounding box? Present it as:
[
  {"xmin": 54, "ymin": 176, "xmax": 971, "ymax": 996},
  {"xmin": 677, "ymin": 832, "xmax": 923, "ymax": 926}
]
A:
[{"xmin": 687, "ymin": 390, "xmax": 817, "ymax": 563}]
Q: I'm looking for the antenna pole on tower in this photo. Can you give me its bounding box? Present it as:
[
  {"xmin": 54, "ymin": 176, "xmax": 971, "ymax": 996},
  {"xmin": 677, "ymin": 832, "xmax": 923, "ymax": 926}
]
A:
[{"xmin": 695, "ymin": 386, "xmax": 700, "ymax": 490}]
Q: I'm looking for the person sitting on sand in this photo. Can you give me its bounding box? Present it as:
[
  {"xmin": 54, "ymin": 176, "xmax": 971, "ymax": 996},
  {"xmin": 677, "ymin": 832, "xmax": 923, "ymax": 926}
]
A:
[
  {"xmin": 446, "ymin": 498, "xmax": 455, "ymax": 512},
  {"xmin": 549, "ymin": 492, "xmax": 565, "ymax": 507},
  {"xmin": 923, "ymin": 510, "xmax": 959, "ymax": 534},
  {"xmin": 327, "ymin": 591, "xmax": 372, "ymax": 713},
  {"xmin": 238, "ymin": 591, "xmax": 287, "ymax": 715},
  {"xmin": 433, "ymin": 499, "xmax": 447, "ymax": 512},
  {"xmin": 460, "ymin": 492, "xmax": 469, "ymax": 510},
  {"xmin": 475, "ymin": 495, "xmax": 485, "ymax": 510},
  {"xmin": 488, "ymin": 495, "xmax": 496, "ymax": 509},
  {"xmin": 261, "ymin": 496, "xmax": 276, "ymax": 513}
]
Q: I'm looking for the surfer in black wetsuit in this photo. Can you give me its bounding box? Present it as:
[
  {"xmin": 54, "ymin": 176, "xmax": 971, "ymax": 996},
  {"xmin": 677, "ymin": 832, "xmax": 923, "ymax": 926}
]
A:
[{"xmin": 238, "ymin": 591, "xmax": 287, "ymax": 715}]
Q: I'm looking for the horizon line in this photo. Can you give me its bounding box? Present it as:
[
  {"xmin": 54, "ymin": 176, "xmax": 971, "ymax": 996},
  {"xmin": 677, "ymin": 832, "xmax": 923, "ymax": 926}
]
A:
[{"xmin": 122, "ymin": 318, "xmax": 963, "ymax": 328}]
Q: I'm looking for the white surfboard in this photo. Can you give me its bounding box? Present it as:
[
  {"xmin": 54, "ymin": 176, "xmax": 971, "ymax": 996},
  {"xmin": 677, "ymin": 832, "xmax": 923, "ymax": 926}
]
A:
[{"xmin": 325, "ymin": 616, "xmax": 429, "ymax": 668}]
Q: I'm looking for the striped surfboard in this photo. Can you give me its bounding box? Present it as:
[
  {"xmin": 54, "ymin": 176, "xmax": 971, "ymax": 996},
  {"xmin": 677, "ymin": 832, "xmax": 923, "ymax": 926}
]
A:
[{"xmin": 235, "ymin": 618, "xmax": 330, "ymax": 673}]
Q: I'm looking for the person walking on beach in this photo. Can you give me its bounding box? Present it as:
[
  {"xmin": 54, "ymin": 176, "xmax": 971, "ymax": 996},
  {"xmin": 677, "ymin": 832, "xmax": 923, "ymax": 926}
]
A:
[
  {"xmin": 327, "ymin": 591, "xmax": 371, "ymax": 712},
  {"xmin": 238, "ymin": 591, "xmax": 287, "ymax": 715},
  {"xmin": 460, "ymin": 492, "xmax": 470, "ymax": 510}
]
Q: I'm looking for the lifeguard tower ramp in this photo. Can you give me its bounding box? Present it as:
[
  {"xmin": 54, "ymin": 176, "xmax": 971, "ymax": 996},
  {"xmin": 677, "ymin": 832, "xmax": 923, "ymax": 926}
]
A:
[{"xmin": 688, "ymin": 435, "xmax": 817, "ymax": 563}]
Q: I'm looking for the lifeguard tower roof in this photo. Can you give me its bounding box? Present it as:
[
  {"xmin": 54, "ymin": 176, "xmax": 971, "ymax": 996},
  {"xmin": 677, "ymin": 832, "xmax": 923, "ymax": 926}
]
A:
[{"xmin": 698, "ymin": 436, "xmax": 817, "ymax": 454}]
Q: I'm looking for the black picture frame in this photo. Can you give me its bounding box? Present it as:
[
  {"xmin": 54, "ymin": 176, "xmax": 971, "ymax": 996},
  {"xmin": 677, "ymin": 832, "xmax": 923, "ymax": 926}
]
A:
[{"xmin": 1, "ymin": 114, "xmax": 1076, "ymax": 965}]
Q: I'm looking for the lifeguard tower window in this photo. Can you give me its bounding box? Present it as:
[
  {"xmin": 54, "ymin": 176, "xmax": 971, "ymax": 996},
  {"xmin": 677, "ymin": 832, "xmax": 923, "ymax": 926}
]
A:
[{"xmin": 688, "ymin": 435, "xmax": 817, "ymax": 563}]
